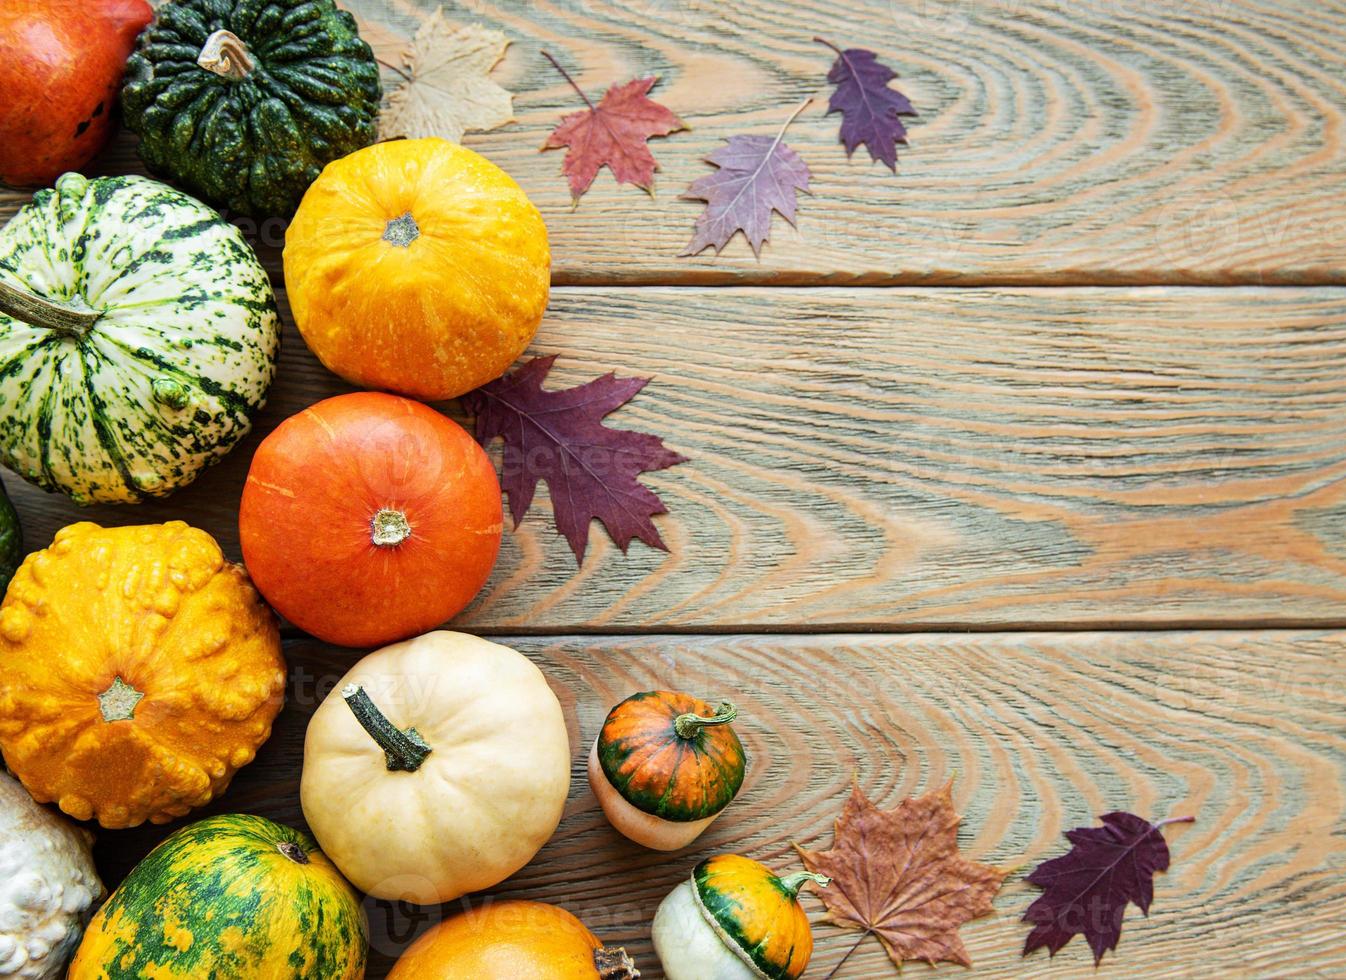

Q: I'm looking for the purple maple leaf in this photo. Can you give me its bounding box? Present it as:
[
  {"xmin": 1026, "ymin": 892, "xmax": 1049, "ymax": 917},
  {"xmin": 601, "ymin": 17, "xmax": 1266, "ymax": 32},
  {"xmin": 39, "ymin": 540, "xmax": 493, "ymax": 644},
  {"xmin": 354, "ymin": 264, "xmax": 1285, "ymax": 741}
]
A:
[
  {"xmin": 1023, "ymin": 811, "xmax": 1195, "ymax": 964},
  {"xmin": 462, "ymin": 355, "xmax": 688, "ymax": 563},
  {"xmin": 816, "ymin": 38, "xmax": 916, "ymax": 171},
  {"xmin": 679, "ymin": 102, "xmax": 811, "ymax": 257}
]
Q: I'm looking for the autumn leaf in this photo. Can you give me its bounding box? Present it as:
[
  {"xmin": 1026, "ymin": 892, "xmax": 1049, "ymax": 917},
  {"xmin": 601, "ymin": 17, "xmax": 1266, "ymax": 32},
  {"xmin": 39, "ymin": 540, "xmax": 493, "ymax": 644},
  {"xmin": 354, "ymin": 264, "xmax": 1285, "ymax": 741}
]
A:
[
  {"xmin": 815, "ymin": 38, "xmax": 916, "ymax": 171},
  {"xmin": 795, "ymin": 782, "xmax": 1007, "ymax": 970},
  {"xmin": 680, "ymin": 100, "xmax": 812, "ymax": 258},
  {"xmin": 1023, "ymin": 811, "xmax": 1195, "ymax": 965},
  {"xmin": 541, "ymin": 51, "xmax": 685, "ymax": 202},
  {"xmin": 461, "ymin": 355, "xmax": 688, "ymax": 563},
  {"xmin": 379, "ymin": 8, "xmax": 515, "ymax": 143}
]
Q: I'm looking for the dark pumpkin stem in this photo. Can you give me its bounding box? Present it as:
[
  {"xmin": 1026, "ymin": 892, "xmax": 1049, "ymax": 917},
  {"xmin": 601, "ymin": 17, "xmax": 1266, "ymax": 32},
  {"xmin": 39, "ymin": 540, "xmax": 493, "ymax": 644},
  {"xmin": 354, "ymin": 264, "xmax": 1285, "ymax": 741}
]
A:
[
  {"xmin": 343, "ymin": 684, "xmax": 432, "ymax": 772},
  {"xmin": 197, "ymin": 29, "xmax": 255, "ymax": 81},
  {"xmin": 673, "ymin": 701, "xmax": 738, "ymax": 739},
  {"xmin": 778, "ymin": 871, "xmax": 831, "ymax": 899},
  {"xmin": 594, "ymin": 945, "xmax": 640, "ymax": 979},
  {"xmin": 277, "ymin": 841, "xmax": 310, "ymax": 865},
  {"xmin": 541, "ymin": 50, "xmax": 595, "ymax": 110},
  {"xmin": 0, "ymin": 279, "xmax": 99, "ymax": 337}
]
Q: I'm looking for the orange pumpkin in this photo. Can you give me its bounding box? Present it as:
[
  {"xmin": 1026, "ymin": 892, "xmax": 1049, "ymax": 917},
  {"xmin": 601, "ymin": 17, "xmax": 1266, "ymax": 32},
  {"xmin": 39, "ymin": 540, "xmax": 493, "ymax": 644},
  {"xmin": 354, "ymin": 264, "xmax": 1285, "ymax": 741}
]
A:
[
  {"xmin": 238, "ymin": 392, "xmax": 503, "ymax": 648},
  {"xmin": 283, "ymin": 138, "xmax": 550, "ymax": 401},
  {"xmin": 0, "ymin": 522, "xmax": 285, "ymax": 828},
  {"xmin": 588, "ymin": 690, "xmax": 746, "ymax": 850},
  {"xmin": 387, "ymin": 900, "xmax": 638, "ymax": 980}
]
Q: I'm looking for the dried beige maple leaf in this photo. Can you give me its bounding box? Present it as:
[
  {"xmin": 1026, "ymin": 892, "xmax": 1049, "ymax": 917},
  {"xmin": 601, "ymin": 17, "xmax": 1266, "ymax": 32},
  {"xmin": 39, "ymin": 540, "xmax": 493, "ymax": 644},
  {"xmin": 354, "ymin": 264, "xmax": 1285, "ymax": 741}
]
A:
[
  {"xmin": 795, "ymin": 781, "xmax": 1007, "ymax": 971},
  {"xmin": 379, "ymin": 7, "xmax": 515, "ymax": 143}
]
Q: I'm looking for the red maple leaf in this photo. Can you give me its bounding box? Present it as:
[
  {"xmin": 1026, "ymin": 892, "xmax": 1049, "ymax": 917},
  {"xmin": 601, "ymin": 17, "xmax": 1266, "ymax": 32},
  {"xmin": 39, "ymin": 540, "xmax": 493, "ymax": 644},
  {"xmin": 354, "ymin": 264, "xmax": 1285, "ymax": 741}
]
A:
[
  {"xmin": 461, "ymin": 355, "xmax": 688, "ymax": 563},
  {"xmin": 541, "ymin": 51, "xmax": 685, "ymax": 201},
  {"xmin": 1023, "ymin": 811, "xmax": 1195, "ymax": 964}
]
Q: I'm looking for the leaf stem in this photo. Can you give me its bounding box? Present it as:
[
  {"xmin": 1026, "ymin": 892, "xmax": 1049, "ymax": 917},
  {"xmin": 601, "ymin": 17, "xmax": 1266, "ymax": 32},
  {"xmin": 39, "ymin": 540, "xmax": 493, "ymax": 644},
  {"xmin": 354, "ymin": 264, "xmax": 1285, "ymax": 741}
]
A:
[
  {"xmin": 824, "ymin": 932, "xmax": 868, "ymax": 979},
  {"xmin": 813, "ymin": 36, "xmax": 844, "ymax": 59},
  {"xmin": 541, "ymin": 50, "xmax": 594, "ymax": 110},
  {"xmin": 1154, "ymin": 815, "xmax": 1196, "ymax": 829},
  {"xmin": 376, "ymin": 55, "xmax": 412, "ymax": 82}
]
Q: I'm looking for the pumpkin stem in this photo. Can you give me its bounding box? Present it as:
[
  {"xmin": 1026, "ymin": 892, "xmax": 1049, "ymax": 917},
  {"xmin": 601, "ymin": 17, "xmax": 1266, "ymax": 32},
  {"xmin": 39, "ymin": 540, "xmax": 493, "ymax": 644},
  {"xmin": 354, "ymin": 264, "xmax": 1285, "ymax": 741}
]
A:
[
  {"xmin": 277, "ymin": 841, "xmax": 310, "ymax": 865},
  {"xmin": 0, "ymin": 279, "xmax": 100, "ymax": 338},
  {"xmin": 97, "ymin": 676, "xmax": 144, "ymax": 722},
  {"xmin": 777, "ymin": 871, "xmax": 831, "ymax": 899},
  {"xmin": 342, "ymin": 684, "xmax": 433, "ymax": 772},
  {"xmin": 594, "ymin": 945, "xmax": 641, "ymax": 979},
  {"xmin": 673, "ymin": 701, "xmax": 738, "ymax": 739},
  {"xmin": 371, "ymin": 508, "xmax": 412, "ymax": 547},
  {"xmin": 197, "ymin": 29, "xmax": 255, "ymax": 81},
  {"xmin": 382, "ymin": 212, "xmax": 420, "ymax": 248}
]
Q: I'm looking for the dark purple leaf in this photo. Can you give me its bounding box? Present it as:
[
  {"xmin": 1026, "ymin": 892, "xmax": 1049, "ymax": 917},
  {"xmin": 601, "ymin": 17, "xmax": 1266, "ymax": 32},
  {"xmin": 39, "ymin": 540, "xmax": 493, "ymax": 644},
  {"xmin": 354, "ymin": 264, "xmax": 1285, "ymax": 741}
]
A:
[
  {"xmin": 462, "ymin": 355, "xmax": 688, "ymax": 563},
  {"xmin": 1023, "ymin": 811, "xmax": 1194, "ymax": 964},
  {"xmin": 816, "ymin": 37, "xmax": 916, "ymax": 171},
  {"xmin": 680, "ymin": 102, "xmax": 811, "ymax": 258}
]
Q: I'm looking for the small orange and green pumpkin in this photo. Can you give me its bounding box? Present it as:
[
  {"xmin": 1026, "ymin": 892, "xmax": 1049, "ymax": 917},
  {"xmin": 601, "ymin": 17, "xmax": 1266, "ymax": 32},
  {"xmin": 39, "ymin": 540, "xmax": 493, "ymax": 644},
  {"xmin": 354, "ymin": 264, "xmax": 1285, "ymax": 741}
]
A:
[
  {"xmin": 652, "ymin": 854, "xmax": 829, "ymax": 980},
  {"xmin": 68, "ymin": 814, "xmax": 366, "ymax": 979},
  {"xmin": 588, "ymin": 690, "xmax": 747, "ymax": 851}
]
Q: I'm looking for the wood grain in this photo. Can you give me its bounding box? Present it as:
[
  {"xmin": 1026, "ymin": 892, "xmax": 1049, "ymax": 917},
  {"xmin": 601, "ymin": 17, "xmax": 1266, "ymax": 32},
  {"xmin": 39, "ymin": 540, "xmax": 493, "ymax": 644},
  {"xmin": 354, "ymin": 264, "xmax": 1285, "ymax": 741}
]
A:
[
  {"xmin": 3, "ymin": 0, "xmax": 1344, "ymax": 285},
  {"xmin": 7, "ymin": 286, "xmax": 1346, "ymax": 632},
  {"xmin": 83, "ymin": 630, "xmax": 1346, "ymax": 978}
]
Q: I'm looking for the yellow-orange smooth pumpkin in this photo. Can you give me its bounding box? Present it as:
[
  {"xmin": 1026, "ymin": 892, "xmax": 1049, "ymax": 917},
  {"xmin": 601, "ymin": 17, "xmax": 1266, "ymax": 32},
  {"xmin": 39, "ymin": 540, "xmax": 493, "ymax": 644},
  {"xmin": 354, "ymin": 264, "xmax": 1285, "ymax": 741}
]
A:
[
  {"xmin": 387, "ymin": 900, "xmax": 637, "ymax": 980},
  {"xmin": 283, "ymin": 137, "xmax": 550, "ymax": 401},
  {"xmin": 0, "ymin": 522, "xmax": 286, "ymax": 828}
]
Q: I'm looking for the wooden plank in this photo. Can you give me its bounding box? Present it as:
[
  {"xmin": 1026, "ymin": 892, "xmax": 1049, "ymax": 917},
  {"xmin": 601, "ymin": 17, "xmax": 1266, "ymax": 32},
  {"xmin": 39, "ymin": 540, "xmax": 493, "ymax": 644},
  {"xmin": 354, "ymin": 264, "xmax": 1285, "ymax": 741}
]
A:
[
  {"xmin": 7, "ymin": 286, "xmax": 1346, "ymax": 631},
  {"xmin": 3, "ymin": 0, "xmax": 1345, "ymax": 284},
  {"xmin": 84, "ymin": 630, "xmax": 1346, "ymax": 978}
]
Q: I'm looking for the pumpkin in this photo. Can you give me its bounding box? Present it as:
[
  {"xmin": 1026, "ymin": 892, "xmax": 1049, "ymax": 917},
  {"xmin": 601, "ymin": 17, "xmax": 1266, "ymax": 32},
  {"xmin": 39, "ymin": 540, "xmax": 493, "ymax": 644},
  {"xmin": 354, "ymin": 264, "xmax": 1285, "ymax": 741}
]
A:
[
  {"xmin": 0, "ymin": 1, "xmax": 153, "ymax": 188},
  {"xmin": 239, "ymin": 392, "xmax": 503, "ymax": 648},
  {"xmin": 0, "ymin": 522, "xmax": 286, "ymax": 829},
  {"xmin": 68, "ymin": 813, "xmax": 366, "ymax": 979},
  {"xmin": 284, "ymin": 137, "xmax": 550, "ymax": 400},
  {"xmin": 0, "ymin": 477, "xmax": 22, "ymax": 595},
  {"xmin": 0, "ymin": 771, "xmax": 103, "ymax": 979},
  {"xmin": 387, "ymin": 901, "xmax": 639, "ymax": 980},
  {"xmin": 0, "ymin": 172, "xmax": 280, "ymax": 504},
  {"xmin": 652, "ymin": 855, "xmax": 829, "ymax": 980},
  {"xmin": 300, "ymin": 631, "xmax": 570, "ymax": 905},
  {"xmin": 589, "ymin": 691, "xmax": 747, "ymax": 851},
  {"xmin": 121, "ymin": 0, "xmax": 380, "ymax": 217}
]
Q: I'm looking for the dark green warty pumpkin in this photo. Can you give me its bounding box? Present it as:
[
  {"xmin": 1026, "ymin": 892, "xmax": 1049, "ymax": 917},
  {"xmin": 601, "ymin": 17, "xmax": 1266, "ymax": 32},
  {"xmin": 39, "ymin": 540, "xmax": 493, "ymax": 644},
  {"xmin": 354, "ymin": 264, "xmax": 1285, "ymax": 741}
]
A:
[{"xmin": 121, "ymin": 0, "xmax": 381, "ymax": 218}]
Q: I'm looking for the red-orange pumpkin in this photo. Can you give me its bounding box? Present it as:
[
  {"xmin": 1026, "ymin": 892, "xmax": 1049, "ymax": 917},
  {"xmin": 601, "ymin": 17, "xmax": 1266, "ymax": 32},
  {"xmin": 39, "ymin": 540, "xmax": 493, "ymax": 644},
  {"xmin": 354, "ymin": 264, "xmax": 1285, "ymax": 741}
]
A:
[{"xmin": 238, "ymin": 392, "xmax": 502, "ymax": 647}]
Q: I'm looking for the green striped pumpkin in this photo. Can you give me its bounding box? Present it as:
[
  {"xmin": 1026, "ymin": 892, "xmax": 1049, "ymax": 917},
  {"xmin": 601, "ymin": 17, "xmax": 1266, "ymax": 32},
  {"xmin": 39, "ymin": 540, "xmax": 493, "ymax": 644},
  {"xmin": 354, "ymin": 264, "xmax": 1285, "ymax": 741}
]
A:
[
  {"xmin": 0, "ymin": 172, "xmax": 279, "ymax": 504},
  {"xmin": 68, "ymin": 814, "xmax": 366, "ymax": 979}
]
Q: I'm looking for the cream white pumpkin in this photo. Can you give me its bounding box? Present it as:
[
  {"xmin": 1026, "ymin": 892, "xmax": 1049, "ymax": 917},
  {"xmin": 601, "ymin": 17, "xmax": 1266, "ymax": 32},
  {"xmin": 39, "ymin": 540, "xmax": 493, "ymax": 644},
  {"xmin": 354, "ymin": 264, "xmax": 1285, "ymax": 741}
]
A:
[
  {"xmin": 299, "ymin": 630, "xmax": 571, "ymax": 905},
  {"xmin": 0, "ymin": 772, "xmax": 103, "ymax": 979}
]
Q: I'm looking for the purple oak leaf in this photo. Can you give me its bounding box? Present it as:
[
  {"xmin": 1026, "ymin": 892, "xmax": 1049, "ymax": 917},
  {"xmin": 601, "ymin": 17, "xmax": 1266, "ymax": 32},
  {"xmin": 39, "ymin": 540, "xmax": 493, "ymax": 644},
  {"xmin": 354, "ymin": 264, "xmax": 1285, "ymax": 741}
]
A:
[
  {"xmin": 462, "ymin": 355, "xmax": 688, "ymax": 564},
  {"xmin": 680, "ymin": 101, "xmax": 811, "ymax": 258},
  {"xmin": 816, "ymin": 38, "xmax": 916, "ymax": 171},
  {"xmin": 1023, "ymin": 811, "xmax": 1195, "ymax": 965}
]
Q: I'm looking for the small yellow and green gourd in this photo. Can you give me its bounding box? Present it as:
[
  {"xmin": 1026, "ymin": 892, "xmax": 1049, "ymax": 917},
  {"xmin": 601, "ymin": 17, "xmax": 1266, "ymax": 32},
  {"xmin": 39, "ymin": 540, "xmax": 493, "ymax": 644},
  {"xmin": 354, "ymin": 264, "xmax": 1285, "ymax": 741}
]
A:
[
  {"xmin": 589, "ymin": 690, "xmax": 747, "ymax": 850},
  {"xmin": 68, "ymin": 814, "xmax": 366, "ymax": 979},
  {"xmin": 0, "ymin": 172, "xmax": 280, "ymax": 504},
  {"xmin": 653, "ymin": 854, "xmax": 829, "ymax": 980},
  {"xmin": 0, "ymin": 771, "xmax": 103, "ymax": 979},
  {"xmin": 0, "ymin": 521, "xmax": 286, "ymax": 829}
]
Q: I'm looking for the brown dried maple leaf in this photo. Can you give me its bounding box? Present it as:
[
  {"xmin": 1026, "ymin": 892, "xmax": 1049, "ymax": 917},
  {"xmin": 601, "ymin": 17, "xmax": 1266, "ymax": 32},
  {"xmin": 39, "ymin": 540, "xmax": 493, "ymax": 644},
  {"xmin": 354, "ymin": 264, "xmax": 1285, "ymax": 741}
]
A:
[
  {"xmin": 796, "ymin": 782, "xmax": 1007, "ymax": 970},
  {"xmin": 541, "ymin": 51, "xmax": 685, "ymax": 202}
]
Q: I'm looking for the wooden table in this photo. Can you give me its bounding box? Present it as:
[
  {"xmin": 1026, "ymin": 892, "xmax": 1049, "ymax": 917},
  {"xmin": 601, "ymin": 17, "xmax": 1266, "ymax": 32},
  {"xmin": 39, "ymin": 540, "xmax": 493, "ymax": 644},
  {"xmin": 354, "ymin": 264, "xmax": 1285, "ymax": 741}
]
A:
[{"xmin": 4, "ymin": 1, "xmax": 1345, "ymax": 976}]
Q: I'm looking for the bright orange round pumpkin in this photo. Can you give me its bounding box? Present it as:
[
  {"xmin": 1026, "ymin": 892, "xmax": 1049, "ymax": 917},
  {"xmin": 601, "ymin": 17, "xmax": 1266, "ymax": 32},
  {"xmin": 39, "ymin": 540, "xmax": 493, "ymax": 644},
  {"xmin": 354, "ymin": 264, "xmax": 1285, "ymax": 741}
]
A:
[
  {"xmin": 0, "ymin": 521, "xmax": 285, "ymax": 828},
  {"xmin": 283, "ymin": 137, "xmax": 550, "ymax": 401},
  {"xmin": 387, "ymin": 900, "xmax": 637, "ymax": 980},
  {"xmin": 238, "ymin": 392, "xmax": 503, "ymax": 648}
]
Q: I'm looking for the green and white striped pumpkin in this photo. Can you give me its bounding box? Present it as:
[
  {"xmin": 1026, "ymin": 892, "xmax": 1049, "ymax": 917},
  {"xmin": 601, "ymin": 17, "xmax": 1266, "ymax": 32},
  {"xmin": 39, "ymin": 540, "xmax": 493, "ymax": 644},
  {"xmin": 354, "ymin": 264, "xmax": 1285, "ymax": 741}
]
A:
[{"xmin": 0, "ymin": 172, "xmax": 279, "ymax": 504}]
